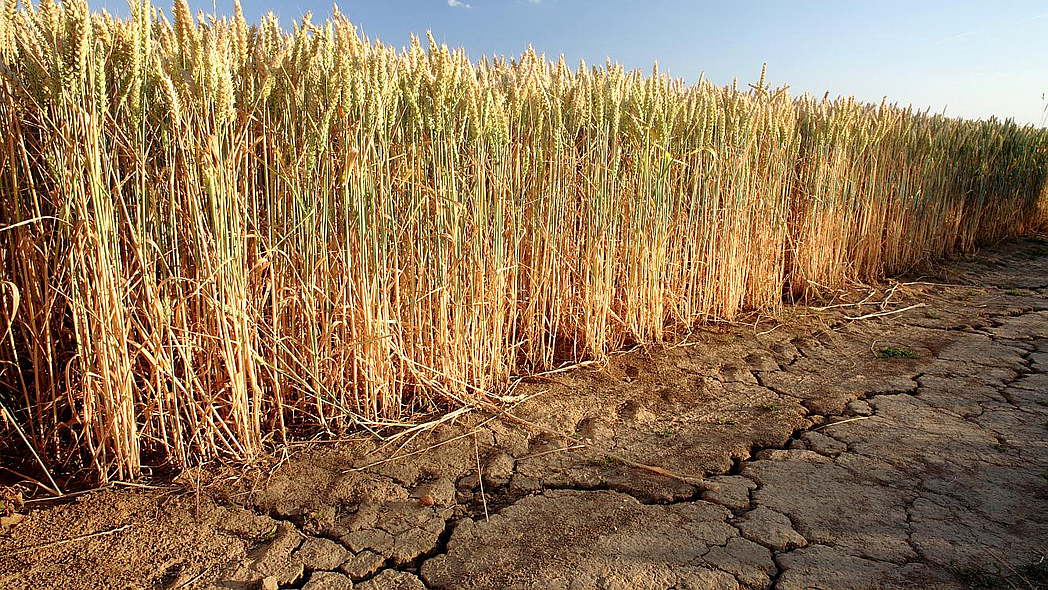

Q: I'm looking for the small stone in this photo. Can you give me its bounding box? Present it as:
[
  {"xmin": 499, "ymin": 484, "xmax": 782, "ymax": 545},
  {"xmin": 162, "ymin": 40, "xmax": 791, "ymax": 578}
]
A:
[
  {"xmin": 302, "ymin": 570, "xmax": 354, "ymax": 590},
  {"xmin": 339, "ymin": 549, "xmax": 386, "ymax": 579},
  {"xmin": 355, "ymin": 569, "xmax": 427, "ymax": 590},
  {"xmin": 295, "ymin": 537, "xmax": 349, "ymax": 571},
  {"xmin": 800, "ymin": 431, "xmax": 847, "ymax": 456},
  {"xmin": 701, "ymin": 475, "xmax": 756, "ymax": 511},
  {"xmin": 736, "ymin": 506, "xmax": 807, "ymax": 551},
  {"xmin": 413, "ymin": 478, "xmax": 455, "ymax": 507},
  {"xmin": 846, "ymin": 400, "xmax": 873, "ymax": 416},
  {"xmin": 260, "ymin": 576, "xmax": 279, "ymax": 590}
]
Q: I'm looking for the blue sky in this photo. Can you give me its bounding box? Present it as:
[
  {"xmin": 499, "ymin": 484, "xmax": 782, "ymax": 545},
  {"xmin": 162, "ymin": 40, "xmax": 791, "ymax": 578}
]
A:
[{"xmin": 93, "ymin": 0, "xmax": 1048, "ymax": 126}]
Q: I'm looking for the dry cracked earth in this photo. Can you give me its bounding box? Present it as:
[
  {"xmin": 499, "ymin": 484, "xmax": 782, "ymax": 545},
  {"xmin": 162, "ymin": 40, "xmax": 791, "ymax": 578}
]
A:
[{"xmin": 2, "ymin": 236, "xmax": 1048, "ymax": 590}]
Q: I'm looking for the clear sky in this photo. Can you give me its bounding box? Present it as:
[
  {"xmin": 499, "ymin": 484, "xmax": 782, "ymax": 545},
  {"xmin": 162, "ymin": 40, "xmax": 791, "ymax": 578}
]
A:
[{"xmin": 92, "ymin": 0, "xmax": 1048, "ymax": 126}]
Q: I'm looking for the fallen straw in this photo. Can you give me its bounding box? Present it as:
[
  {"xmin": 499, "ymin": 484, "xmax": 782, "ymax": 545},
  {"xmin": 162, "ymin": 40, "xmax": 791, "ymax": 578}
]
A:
[
  {"xmin": 845, "ymin": 303, "xmax": 926, "ymax": 321},
  {"xmin": 816, "ymin": 416, "xmax": 874, "ymax": 431},
  {"xmin": 0, "ymin": 524, "xmax": 132, "ymax": 558},
  {"xmin": 474, "ymin": 434, "xmax": 489, "ymax": 522}
]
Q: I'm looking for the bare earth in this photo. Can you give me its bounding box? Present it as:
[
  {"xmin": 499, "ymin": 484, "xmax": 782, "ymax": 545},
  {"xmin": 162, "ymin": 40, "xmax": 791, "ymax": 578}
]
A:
[{"xmin": 2, "ymin": 237, "xmax": 1048, "ymax": 590}]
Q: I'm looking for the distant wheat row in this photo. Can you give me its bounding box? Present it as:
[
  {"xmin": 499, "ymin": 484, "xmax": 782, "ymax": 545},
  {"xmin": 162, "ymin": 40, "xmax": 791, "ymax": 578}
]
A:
[{"xmin": 1, "ymin": 0, "xmax": 1045, "ymax": 483}]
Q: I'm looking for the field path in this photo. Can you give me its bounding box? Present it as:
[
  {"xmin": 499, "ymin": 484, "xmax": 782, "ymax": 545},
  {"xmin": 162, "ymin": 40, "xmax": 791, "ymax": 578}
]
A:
[{"xmin": 2, "ymin": 237, "xmax": 1047, "ymax": 589}]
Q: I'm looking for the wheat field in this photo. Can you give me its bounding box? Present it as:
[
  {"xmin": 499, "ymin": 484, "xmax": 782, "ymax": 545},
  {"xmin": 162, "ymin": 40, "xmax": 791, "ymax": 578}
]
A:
[{"xmin": 0, "ymin": 0, "xmax": 1045, "ymax": 483}]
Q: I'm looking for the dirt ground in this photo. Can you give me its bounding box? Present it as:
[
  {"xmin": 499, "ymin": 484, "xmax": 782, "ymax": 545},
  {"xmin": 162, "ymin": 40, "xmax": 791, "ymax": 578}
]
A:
[{"xmin": 2, "ymin": 237, "xmax": 1048, "ymax": 590}]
